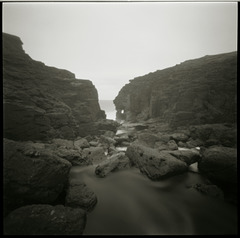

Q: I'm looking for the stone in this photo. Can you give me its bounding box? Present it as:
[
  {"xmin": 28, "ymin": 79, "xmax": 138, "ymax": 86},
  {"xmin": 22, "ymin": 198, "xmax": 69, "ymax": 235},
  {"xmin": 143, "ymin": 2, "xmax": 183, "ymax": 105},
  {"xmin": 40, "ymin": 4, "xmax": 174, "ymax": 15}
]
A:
[
  {"xmin": 170, "ymin": 132, "xmax": 189, "ymax": 142},
  {"xmin": 167, "ymin": 140, "xmax": 178, "ymax": 150},
  {"xmin": 99, "ymin": 135, "xmax": 116, "ymax": 149},
  {"xmin": 74, "ymin": 138, "xmax": 90, "ymax": 150},
  {"xmin": 191, "ymin": 183, "xmax": 224, "ymax": 200},
  {"xmin": 95, "ymin": 153, "xmax": 131, "ymax": 177},
  {"xmin": 52, "ymin": 139, "xmax": 74, "ymax": 149},
  {"xmin": 55, "ymin": 148, "xmax": 91, "ymax": 166},
  {"xmin": 137, "ymin": 133, "xmax": 161, "ymax": 148},
  {"xmin": 198, "ymin": 146, "xmax": 237, "ymax": 185},
  {"xmin": 167, "ymin": 149, "xmax": 201, "ymax": 165},
  {"xmin": 82, "ymin": 147, "xmax": 107, "ymax": 165},
  {"xmin": 89, "ymin": 141, "xmax": 99, "ymax": 147},
  {"xmin": 3, "ymin": 139, "xmax": 72, "ymax": 214},
  {"xmin": 4, "ymin": 204, "xmax": 86, "ymax": 235},
  {"xmin": 65, "ymin": 179, "xmax": 97, "ymax": 212},
  {"xmin": 126, "ymin": 143, "xmax": 188, "ymax": 180},
  {"xmin": 104, "ymin": 130, "xmax": 116, "ymax": 138},
  {"xmin": 186, "ymin": 138, "xmax": 204, "ymax": 148}
]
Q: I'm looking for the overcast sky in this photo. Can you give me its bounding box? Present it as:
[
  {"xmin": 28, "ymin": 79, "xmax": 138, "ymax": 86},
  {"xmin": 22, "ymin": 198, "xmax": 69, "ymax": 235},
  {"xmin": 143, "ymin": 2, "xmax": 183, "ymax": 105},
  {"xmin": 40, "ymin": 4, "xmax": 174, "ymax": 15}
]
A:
[{"xmin": 3, "ymin": 2, "xmax": 237, "ymax": 100}]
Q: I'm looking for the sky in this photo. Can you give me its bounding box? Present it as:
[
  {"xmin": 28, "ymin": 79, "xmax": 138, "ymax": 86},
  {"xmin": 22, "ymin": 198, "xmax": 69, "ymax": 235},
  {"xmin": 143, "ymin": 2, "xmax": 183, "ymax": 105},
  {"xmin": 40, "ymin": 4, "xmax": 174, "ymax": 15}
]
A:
[{"xmin": 2, "ymin": 2, "xmax": 238, "ymax": 100}]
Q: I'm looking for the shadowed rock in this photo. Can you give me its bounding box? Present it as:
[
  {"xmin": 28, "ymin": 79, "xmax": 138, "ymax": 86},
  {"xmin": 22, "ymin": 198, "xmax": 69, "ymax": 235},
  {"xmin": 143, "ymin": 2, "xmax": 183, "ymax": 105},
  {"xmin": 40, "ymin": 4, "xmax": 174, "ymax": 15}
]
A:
[
  {"xmin": 65, "ymin": 179, "xmax": 97, "ymax": 212},
  {"xmin": 4, "ymin": 204, "xmax": 86, "ymax": 235},
  {"xmin": 3, "ymin": 138, "xmax": 72, "ymax": 215}
]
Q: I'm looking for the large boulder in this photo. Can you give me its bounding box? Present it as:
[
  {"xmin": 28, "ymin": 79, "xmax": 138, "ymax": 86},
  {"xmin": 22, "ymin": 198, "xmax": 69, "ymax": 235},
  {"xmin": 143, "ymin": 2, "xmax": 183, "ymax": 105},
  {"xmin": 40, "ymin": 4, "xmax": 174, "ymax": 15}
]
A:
[
  {"xmin": 82, "ymin": 147, "xmax": 107, "ymax": 165},
  {"xmin": 65, "ymin": 178, "xmax": 97, "ymax": 212},
  {"xmin": 74, "ymin": 138, "xmax": 90, "ymax": 150},
  {"xmin": 55, "ymin": 148, "xmax": 90, "ymax": 166},
  {"xmin": 137, "ymin": 132, "xmax": 161, "ymax": 148},
  {"xmin": 3, "ymin": 139, "xmax": 72, "ymax": 214},
  {"xmin": 189, "ymin": 124, "xmax": 237, "ymax": 147},
  {"xmin": 126, "ymin": 143, "xmax": 188, "ymax": 180},
  {"xmin": 167, "ymin": 149, "xmax": 201, "ymax": 165},
  {"xmin": 198, "ymin": 146, "xmax": 237, "ymax": 185},
  {"xmin": 95, "ymin": 152, "xmax": 131, "ymax": 177},
  {"xmin": 4, "ymin": 204, "xmax": 86, "ymax": 235}
]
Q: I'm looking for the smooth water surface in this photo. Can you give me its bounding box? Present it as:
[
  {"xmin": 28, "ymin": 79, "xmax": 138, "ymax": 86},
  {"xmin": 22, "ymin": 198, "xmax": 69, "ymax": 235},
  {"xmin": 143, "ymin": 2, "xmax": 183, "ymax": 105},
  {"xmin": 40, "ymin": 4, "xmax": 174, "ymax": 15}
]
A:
[{"xmin": 70, "ymin": 166, "xmax": 237, "ymax": 235}]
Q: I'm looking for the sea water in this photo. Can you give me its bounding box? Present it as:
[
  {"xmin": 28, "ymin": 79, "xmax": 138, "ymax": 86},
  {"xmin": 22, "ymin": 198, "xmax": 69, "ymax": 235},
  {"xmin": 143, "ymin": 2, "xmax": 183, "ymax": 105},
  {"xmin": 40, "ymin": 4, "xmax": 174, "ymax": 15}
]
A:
[
  {"xmin": 70, "ymin": 166, "xmax": 237, "ymax": 235},
  {"xmin": 99, "ymin": 100, "xmax": 116, "ymax": 120}
]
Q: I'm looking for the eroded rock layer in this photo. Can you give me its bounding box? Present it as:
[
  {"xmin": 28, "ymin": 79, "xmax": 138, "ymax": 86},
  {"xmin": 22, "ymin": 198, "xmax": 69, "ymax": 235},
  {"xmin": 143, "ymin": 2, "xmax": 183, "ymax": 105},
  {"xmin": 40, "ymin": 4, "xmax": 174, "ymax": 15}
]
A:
[
  {"xmin": 3, "ymin": 33, "xmax": 107, "ymax": 141},
  {"xmin": 114, "ymin": 52, "xmax": 237, "ymax": 127}
]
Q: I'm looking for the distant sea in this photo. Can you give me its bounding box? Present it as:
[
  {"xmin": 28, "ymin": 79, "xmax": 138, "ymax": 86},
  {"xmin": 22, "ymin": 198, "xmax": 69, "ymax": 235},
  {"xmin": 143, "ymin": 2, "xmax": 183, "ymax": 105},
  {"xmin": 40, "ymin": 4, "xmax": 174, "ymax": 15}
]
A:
[{"xmin": 99, "ymin": 100, "xmax": 116, "ymax": 120}]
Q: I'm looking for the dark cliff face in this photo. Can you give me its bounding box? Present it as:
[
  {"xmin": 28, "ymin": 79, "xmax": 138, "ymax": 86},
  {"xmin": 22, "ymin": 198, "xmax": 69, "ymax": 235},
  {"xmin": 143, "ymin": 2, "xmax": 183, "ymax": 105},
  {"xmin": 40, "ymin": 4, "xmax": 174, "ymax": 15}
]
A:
[
  {"xmin": 3, "ymin": 33, "xmax": 106, "ymax": 141},
  {"xmin": 114, "ymin": 52, "xmax": 237, "ymax": 127}
]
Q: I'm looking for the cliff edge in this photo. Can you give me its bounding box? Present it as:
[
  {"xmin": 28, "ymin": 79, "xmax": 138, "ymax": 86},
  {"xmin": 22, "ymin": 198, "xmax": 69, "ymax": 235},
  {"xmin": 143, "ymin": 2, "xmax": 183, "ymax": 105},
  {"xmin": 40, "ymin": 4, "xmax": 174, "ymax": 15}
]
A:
[
  {"xmin": 3, "ymin": 33, "xmax": 107, "ymax": 141},
  {"xmin": 114, "ymin": 52, "xmax": 237, "ymax": 127}
]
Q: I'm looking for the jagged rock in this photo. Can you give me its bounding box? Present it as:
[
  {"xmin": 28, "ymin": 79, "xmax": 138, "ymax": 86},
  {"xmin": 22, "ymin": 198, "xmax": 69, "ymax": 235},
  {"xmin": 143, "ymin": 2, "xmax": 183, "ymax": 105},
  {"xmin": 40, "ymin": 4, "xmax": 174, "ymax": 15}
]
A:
[
  {"xmin": 114, "ymin": 52, "xmax": 237, "ymax": 127},
  {"xmin": 155, "ymin": 140, "xmax": 178, "ymax": 151},
  {"xmin": 51, "ymin": 138, "xmax": 74, "ymax": 149},
  {"xmin": 99, "ymin": 135, "xmax": 116, "ymax": 150},
  {"xmin": 104, "ymin": 130, "xmax": 116, "ymax": 138},
  {"xmin": 198, "ymin": 146, "xmax": 237, "ymax": 185},
  {"xmin": 167, "ymin": 149, "xmax": 201, "ymax": 165},
  {"xmin": 167, "ymin": 140, "xmax": 178, "ymax": 150},
  {"xmin": 3, "ymin": 33, "xmax": 105, "ymax": 141},
  {"xmin": 178, "ymin": 141, "xmax": 187, "ymax": 148},
  {"xmin": 74, "ymin": 138, "xmax": 90, "ymax": 150},
  {"xmin": 65, "ymin": 179, "xmax": 97, "ymax": 212},
  {"xmin": 89, "ymin": 141, "xmax": 99, "ymax": 147},
  {"xmin": 82, "ymin": 147, "xmax": 107, "ymax": 165},
  {"xmin": 4, "ymin": 204, "xmax": 86, "ymax": 235},
  {"xmin": 3, "ymin": 139, "xmax": 72, "ymax": 215},
  {"xmin": 186, "ymin": 138, "xmax": 204, "ymax": 148},
  {"xmin": 95, "ymin": 153, "xmax": 131, "ymax": 177},
  {"xmin": 55, "ymin": 148, "xmax": 90, "ymax": 166},
  {"xmin": 189, "ymin": 124, "xmax": 237, "ymax": 147},
  {"xmin": 170, "ymin": 132, "xmax": 189, "ymax": 142},
  {"xmin": 137, "ymin": 133, "xmax": 161, "ymax": 148},
  {"xmin": 191, "ymin": 184, "xmax": 224, "ymax": 200},
  {"xmin": 114, "ymin": 134, "xmax": 130, "ymax": 146},
  {"xmin": 126, "ymin": 143, "xmax": 188, "ymax": 180}
]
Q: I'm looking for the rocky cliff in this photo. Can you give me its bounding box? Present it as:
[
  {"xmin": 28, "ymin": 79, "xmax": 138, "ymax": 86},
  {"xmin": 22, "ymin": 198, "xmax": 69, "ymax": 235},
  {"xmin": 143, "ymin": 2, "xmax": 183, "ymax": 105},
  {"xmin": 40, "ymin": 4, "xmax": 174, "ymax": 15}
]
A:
[
  {"xmin": 114, "ymin": 52, "xmax": 237, "ymax": 127},
  {"xmin": 3, "ymin": 33, "xmax": 109, "ymax": 141}
]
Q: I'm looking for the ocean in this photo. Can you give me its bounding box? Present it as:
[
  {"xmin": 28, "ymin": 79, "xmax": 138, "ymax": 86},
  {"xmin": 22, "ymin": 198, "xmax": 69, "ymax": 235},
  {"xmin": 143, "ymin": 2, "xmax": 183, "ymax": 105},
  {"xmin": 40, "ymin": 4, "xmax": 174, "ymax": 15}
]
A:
[{"xmin": 99, "ymin": 100, "xmax": 116, "ymax": 120}]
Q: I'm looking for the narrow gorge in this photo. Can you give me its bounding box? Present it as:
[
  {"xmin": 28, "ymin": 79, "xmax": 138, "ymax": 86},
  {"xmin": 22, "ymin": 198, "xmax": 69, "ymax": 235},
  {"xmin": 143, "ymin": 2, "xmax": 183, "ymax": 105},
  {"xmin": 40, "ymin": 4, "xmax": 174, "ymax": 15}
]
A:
[{"xmin": 3, "ymin": 33, "xmax": 237, "ymax": 235}]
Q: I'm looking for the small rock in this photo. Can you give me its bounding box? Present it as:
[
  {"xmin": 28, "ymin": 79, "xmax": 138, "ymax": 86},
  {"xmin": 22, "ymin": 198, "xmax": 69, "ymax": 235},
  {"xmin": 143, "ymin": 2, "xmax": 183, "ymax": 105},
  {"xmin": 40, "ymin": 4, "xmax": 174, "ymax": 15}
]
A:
[{"xmin": 74, "ymin": 138, "xmax": 90, "ymax": 150}]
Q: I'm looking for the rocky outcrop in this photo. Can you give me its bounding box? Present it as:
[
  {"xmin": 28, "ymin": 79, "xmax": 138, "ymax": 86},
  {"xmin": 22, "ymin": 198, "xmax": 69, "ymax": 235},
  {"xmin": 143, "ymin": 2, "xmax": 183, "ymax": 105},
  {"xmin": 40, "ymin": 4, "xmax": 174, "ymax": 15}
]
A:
[
  {"xmin": 65, "ymin": 178, "xmax": 97, "ymax": 212},
  {"xmin": 4, "ymin": 204, "xmax": 86, "ymax": 235},
  {"xmin": 167, "ymin": 149, "xmax": 201, "ymax": 166},
  {"xmin": 3, "ymin": 33, "xmax": 110, "ymax": 141},
  {"xmin": 126, "ymin": 142, "xmax": 188, "ymax": 180},
  {"xmin": 95, "ymin": 152, "xmax": 131, "ymax": 177},
  {"xmin": 114, "ymin": 52, "xmax": 237, "ymax": 127},
  {"xmin": 3, "ymin": 139, "xmax": 72, "ymax": 215},
  {"xmin": 198, "ymin": 146, "xmax": 237, "ymax": 186},
  {"xmin": 198, "ymin": 146, "xmax": 237, "ymax": 204}
]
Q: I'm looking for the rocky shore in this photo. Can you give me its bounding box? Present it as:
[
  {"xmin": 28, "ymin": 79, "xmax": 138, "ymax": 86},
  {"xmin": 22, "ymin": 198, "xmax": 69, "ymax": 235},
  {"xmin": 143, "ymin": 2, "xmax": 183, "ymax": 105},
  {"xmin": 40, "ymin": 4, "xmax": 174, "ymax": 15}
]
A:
[{"xmin": 3, "ymin": 33, "xmax": 237, "ymax": 235}]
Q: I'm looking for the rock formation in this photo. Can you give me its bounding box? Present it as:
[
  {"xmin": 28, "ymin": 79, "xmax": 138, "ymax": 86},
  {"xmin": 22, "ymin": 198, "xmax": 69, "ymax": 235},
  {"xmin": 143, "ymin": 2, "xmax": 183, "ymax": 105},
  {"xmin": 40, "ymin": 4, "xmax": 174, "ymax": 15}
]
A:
[
  {"xmin": 3, "ymin": 32, "xmax": 117, "ymax": 141},
  {"xmin": 114, "ymin": 52, "xmax": 237, "ymax": 127},
  {"xmin": 4, "ymin": 204, "xmax": 86, "ymax": 235}
]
